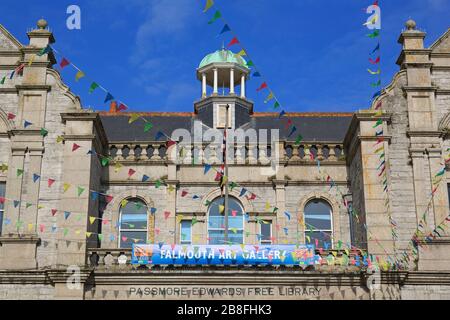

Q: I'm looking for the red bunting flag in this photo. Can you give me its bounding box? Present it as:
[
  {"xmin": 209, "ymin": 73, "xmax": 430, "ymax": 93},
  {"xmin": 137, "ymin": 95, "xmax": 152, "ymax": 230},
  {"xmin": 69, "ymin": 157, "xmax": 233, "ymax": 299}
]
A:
[
  {"xmin": 181, "ymin": 190, "xmax": 188, "ymax": 197},
  {"xmin": 48, "ymin": 179, "xmax": 55, "ymax": 187},
  {"xmin": 60, "ymin": 58, "xmax": 70, "ymax": 69},
  {"xmin": 167, "ymin": 140, "xmax": 177, "ymax": 148},
  {"xmin": 375, "ymin": 101, "xmax": 382, "ymax": 110},
  {"xmin": 369, "ymin": 57, "xmax": 380, "ymax": 64},
  {"xmin": 51, "ymin": 209, "xmax": 57, "ymax": 216},
  {"xmin": 227, "ymin": 37, "xmax": 239, "ymax": 48},
  {"xmin": 72, "ymin": 143, "xmax": 81, "ymax": 152},
  {"xmin": 117, "ymin": 103, "xmax": 128, "ymax": 112},
  {"xmin": 164, "ymin": 211, "xmax": 171, "ymax": 220},
  {"xmin": 128, "ymin": 169, "xmax": 136, "ymax": 177},
  {"xmin": 247, "ymin": 193, "xmax": 256, "ymax": 201},
  {"xmin": 7, "ymin": 113, "xmax": 16, "ymax": 120},
  {"xmin": 231, "ymin": 210, "xmax": 238, "ymax": 217},
  {"xmin": 105, "ymin": 195, "xmax": 114, "ymax": 204},
  {"xmin": 256, "ymin": 82, "xmax": 268, "ymax": 92},
  {"xmin": 0, "ymin": 197, "xmax": 5, "ymax": 204}
]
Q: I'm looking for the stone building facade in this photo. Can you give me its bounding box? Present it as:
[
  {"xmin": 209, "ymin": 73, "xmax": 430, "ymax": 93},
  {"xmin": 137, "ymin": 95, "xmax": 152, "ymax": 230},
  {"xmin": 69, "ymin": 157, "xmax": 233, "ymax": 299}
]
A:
[{"xmin": 0, "ymin": 19, "xmax": 450, "ymax": 300}]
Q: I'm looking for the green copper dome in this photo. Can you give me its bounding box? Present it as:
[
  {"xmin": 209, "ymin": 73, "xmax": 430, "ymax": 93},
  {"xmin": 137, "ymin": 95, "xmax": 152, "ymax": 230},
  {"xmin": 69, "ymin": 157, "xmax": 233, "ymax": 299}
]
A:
[{"xmin": 199, "ymin": 49, "xmax": 248, "ymax": 69}]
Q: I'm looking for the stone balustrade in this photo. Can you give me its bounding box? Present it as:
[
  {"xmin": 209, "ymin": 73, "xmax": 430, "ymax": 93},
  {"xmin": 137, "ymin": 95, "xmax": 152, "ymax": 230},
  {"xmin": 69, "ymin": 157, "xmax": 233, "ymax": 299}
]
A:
[{"xmin": 107, "ymin": 142, "xmax": 345, "ymax": 164}]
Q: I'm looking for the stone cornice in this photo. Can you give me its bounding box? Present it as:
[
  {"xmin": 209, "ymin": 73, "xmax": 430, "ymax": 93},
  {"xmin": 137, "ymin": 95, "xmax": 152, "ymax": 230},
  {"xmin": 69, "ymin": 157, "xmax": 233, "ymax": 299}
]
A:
[
  {"xmin": 194, "ymin": 95, "xmax": 254, "ymax": 114},
  {"xmin": 403, "ymin": 85, "xmax": 438, "ymax": 92},
  {"xmin": 0, "ymin": 235, "xmax": 40, "ymax": 245},
  {"xmin": 61, "ymin": 112, "xmax": 109, "ymax": 152},
  {"xmin": 0, "ymin": 88, "xmax": 18, "ymax": 93},
  {"xmin": 406, "ymin": 131, "xmax": 445, "ymax": 138},
  {"xmin": 16, "ymin": 84, "xmax": 51, "ymax": 91},
  {"xmin": 436, "ymin": 89, "xmax": 450, "ymax": 95}
]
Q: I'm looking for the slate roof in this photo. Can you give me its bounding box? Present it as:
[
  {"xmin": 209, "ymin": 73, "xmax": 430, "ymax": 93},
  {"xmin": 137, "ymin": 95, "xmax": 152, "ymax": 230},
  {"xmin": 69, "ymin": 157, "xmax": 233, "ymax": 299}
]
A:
[{"xmin": 100, "ymin": 112, "xmax": 353, "ymax": 143}]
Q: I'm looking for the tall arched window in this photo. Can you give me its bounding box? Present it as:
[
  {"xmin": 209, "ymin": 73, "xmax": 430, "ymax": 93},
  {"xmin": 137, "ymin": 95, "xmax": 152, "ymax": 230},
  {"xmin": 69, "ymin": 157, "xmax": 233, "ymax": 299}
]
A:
[
  {"xmin": 208, "ymin": 197, "xmax": 244, "ymax": 245},
  {"xmin": 119, "ymin": 198, "xmax": 148, "ymax": 249},
  {"xmin": 304, "ymin": 199, "xmax": 333, "ymax": 248}
]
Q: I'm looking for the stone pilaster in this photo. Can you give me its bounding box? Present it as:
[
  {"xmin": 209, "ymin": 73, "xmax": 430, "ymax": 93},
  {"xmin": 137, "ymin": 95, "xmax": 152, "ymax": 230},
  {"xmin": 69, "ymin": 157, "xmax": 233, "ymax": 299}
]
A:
[{"xmin": 56, "ymin": 113, "xmax": 106, "ymax": 267}]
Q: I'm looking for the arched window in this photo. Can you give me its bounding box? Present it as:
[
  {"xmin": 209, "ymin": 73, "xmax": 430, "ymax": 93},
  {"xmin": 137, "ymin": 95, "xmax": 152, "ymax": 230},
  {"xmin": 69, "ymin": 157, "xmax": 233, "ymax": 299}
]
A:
[
  {"xmin": 304, "ymin": 199, "xmax": 333, "ymax": 248},
  {"xmin": 208, "ymin": 197, "xmax": 244, "ymax": 245},
  {"xmin": 119, "ymin": 198, "xmax": 148, "ymax": 249}
]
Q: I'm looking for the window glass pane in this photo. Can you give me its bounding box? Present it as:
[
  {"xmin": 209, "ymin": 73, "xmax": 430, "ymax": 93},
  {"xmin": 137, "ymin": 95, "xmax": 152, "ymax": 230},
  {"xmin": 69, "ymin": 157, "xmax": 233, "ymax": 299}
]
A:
[
  {"xmin": 261, "ymin": 222, "xmax": 272, "ymax": 241},
  {"xmin": 120, "ymin": 231, "xmax": 147, "ymax": 249},
  {"xmin": 306, "ymin": 231, "xmax": 332, "ymax": 248},
  {"xmin": 208, "ymin": 197, "xmax": 244, "ymax": 244},
  {"xmin": 209, "ymin": 230, "xmax": 243, "ymax": 245},
  {"xmin": 120, "ymin": 199, "xmax": 147, "ymax": 229},
  {"xmin": 181, "ymin": 221, "xmax": 192, "ymax": 243},
  {"xmin": 304, "ymin": 200, "xmax": 332, "ymax": 230},
  {"xmin": 0, "ymin": 183, "xmax": 5, "ymax": 235}
]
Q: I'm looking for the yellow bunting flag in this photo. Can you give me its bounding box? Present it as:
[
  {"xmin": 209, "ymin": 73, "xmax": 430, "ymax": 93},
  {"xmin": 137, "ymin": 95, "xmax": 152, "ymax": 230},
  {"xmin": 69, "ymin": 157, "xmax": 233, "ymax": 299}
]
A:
[
  {"xmin": 121, "ymin": 199, "xmax": 129, "ymax": 208},
  {"xmin": 37, "ymin": 205, "xmax": 44, "ymax": 210},
  {"xmin": 28, "ymin": 54, "xmax": 36, "ymax": 66},
  {"xmin": 240, "ymin": 244, "xmax": 245, "ymax": 250},
  {"xmin": 231, "ymin": 228, "xmax": 237, "ymax": 234},
  {"xmin": 56, "ymin": 135, "xmax": 65, "ymax": 144},
  {"xmin": 236, "ymin": 49, "xmax": 247, "ymax": 57},
  {"xmin": 168, "ymin": 185, "xmax": 175, "ymax": 193},
  {"xmin": 86, "ymin": 232, "xmax": 92, "ymax": 238},
  {"xmin": 265, "ymin": 201, "xmax": 271, "ymax": 211},
  {"xmin": 114, "ymin": 162, "xmax": 123, "ymax": 173},
  {"xmin": 203, "ymin": 0, "xmax": 214, "ymax": 12},
  {"xmin": 219, "ymin": 205, "xmax": 225, "ymax": 214},
  {"xmin": 63, "ymin": 183, "xmax": 71, "ymax": 193},
  {"xmin": 28, "ymin": 223, "xmax": 33, "ymax": 232},
  {"xmin": 89, "ymin": 217, "xmax": 96, "ymax": 225},
  {"xmin": 177, "ymin": 215, "xmax": 184, "ymax": 223},
  {"xmin": 75, "ymin": 70, "xmax": 85, "ymax": 81},
  {"xmin": 264, "ymin": 92, "xmax": 274, "ymax": 104},
  {"xmin": 128, "ymin": 114, "xmax": 140, "ymax": 124}
]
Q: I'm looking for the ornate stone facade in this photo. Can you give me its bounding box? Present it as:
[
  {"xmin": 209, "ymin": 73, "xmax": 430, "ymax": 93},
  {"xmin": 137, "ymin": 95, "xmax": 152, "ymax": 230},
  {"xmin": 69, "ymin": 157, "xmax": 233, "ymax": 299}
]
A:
[{"xmin": 0, "ymin": 19, "xmax": 450, "ymax": 300}]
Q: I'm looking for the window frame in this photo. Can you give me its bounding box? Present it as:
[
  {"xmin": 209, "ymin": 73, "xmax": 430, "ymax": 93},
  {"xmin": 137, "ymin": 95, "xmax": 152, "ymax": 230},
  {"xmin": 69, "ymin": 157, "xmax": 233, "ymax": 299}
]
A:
[
  {"xmin": 207, "ymin": 196, "xmax": 245, "ymax": 245},
  {"xmin": 260, "ymin": 220, "xmax": 273, "ymax": 245},
  {"xmin": 118, "ymin": 198, "xmax": 148, "ymax": 249},
  {"xmin": 180, "ymin": 220, "xmax": 193, "ymax": 245},
  {"xmin": 303, "ymin": 199, "xmax": 334, "ymax": 248},
  {"xmin": 0, "ymin": 182, "xmax": 5, "ymax": 235}
]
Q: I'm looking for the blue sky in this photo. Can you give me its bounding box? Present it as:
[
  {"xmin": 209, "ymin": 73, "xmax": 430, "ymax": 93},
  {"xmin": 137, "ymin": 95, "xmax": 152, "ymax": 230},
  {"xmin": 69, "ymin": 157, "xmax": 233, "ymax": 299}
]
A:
[{"xmin": 1, "ymin": 0, "xmax": 449, "ymax": 113}]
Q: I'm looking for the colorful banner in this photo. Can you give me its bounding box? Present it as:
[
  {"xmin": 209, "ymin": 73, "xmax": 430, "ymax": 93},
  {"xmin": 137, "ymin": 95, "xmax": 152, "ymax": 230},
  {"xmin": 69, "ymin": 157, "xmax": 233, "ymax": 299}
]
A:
[{"xmin": 132, "ymin": 244, "xmax": 317, "ymax": 266}]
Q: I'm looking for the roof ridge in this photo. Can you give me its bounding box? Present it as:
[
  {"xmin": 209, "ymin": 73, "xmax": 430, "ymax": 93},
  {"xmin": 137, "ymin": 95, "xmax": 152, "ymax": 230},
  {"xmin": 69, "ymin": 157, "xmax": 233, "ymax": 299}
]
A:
[
  {"xmin": 253, "ymin": 112, "xmax": 354, "ymax": 117},
  {"xmin": 99, "ymin": 112, "xmax": 195, "ymax": 117}
]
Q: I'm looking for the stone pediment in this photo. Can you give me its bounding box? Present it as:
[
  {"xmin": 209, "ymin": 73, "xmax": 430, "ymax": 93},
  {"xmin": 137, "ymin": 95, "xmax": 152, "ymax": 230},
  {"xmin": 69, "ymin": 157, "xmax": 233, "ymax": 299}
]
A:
[
  {"xmin": 430, "ymin": 28, "xmax": 450, "ymax": 53},
  {"xmin": 0, "ymin": 24, "xmax": 22, "ymax": 51}
]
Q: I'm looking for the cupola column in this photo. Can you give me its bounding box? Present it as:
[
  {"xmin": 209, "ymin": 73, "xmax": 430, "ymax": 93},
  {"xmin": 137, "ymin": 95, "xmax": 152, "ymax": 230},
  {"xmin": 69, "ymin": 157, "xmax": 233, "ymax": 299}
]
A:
[
  {"xmin": 213, "ymin": 68, "xmax": 218, "ymax": 96},
  {"xmin": 230, "ymin": 68, "xmax": 235, "ymax": 95},
  {"xmin": 202, "ymin": 73, "xmax": 207, "ymax": 98},
  {"xmin": 241, "ymin": 74, "xmax": 246, "ymax": 99}
]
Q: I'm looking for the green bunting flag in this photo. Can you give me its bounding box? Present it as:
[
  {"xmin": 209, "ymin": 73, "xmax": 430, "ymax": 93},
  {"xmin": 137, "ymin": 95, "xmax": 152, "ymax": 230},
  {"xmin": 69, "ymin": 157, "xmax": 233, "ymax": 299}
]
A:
[
  {"xmin": 273, "ymin": 101, "xmax": 280, "ymax": 109},
  {"xmin": 144, "ymin": 123, "xmax": 154, "ymax": 133},
  {"xmin": 367, "ymin": 30, "xmax": 380, "ymax": 38},
  {"xmin": 40, "ymin": 128, "xmax": 48, "ymax": 137},
  {"xmin": 17, "ymin": 169, "xmax": 24, "ymax": 177},
  {"xmin": 89, "ymin": 82, "xmax": 99, "ymax": 94},
  {"xmin": 0, "ymin": 76, "xmax": 5, "ymax": 84},
  {"xmin": 77, "ymin": 186, "xmax": 85, "ymax": 197},
  {"xmin": 208, "ymin": 10, "xmax": 221, "ymax": 24},
  {"xmin": 295, "ymin": 135, "xmax": 304, "ymax": 145},
  {"xmin": 101, "ymin": 157, "xmax": 110, "ymax": 167}
]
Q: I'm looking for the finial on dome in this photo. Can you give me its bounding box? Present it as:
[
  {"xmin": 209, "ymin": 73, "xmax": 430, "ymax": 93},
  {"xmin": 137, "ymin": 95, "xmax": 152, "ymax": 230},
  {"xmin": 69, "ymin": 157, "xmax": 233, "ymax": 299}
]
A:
[
  {"xmin": 405, "ymin": 19, "xmax": 416, "ymax": 31},
  {"xmin": 37, "ymin": 18, "xmax": 48, "ymax": 30}
]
